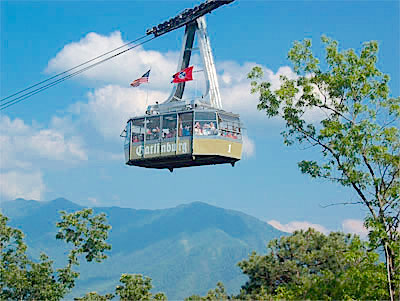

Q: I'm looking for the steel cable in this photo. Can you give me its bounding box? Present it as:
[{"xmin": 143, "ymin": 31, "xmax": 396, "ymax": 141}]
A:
[{"xmin": 1, "ymin": 35, "xmax": 155, "ymax": 111}]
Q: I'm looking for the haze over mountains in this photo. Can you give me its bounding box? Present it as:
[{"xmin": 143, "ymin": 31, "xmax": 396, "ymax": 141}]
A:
[{"xmin": 0, "ymin": 198, "xmax": 284, "ymax": 299}]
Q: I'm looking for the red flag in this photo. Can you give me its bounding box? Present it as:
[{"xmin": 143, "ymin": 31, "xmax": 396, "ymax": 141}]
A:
[{"xmin": 172, "ymin": 66, "xmax": 193, "ymax": 83}]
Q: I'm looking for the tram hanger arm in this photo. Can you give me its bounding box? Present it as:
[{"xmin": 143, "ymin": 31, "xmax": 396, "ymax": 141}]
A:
[{"xmin": 146, "ymin": 0, "xmax": 234, "ymax": 37}]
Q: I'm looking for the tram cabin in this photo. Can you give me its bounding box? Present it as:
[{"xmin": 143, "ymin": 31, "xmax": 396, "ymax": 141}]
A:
[{"xmin": 123, "ymin": 105, "xmax": 242, "ymax": 171}]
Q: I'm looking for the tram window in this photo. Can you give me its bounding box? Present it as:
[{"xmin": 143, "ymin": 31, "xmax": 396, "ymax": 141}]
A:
[
  {"xmin": 162, "ymin": 114, "xmax": 177, "ymax": 139},
  {"xmin": 132, "ymin": 119, "xmax": 145, "ymax": 143},
  {"xmin": 194, "ymin": 111, "xmax": 217, "ymax": 136},
  {"xmin": 178, "ymin": 112, "xmax": 193, "ymax": 137},
  {"xmin": 218, "ymin": 113, "xmax": 241, "ymax": 140},
  {"xmin": 194, "ymin": 120, "xmax": 218, "ymax": 136},
  {"xmin": 195, "ymin": 112, "xmax": 216, "ymax": 121},
  {"xmin": 145, "ymin": 116, "xmax": 161, "ymax": 141}
]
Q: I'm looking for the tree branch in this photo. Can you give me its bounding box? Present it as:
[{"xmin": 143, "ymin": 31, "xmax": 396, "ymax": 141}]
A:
[
  {"xmin": 290, "ymin": 123, "xmax": 378, "ymax": 220},
  {"xmin": 314, "ymin": 83, "xmax": 353, "ymax": 123},
  {"xmin": 319, "ymin": 201, "xmax": 363, "ymax": 208},
  {"xmin": 361, "ymin": 152, "xmax": 380, "ymax": 202}
]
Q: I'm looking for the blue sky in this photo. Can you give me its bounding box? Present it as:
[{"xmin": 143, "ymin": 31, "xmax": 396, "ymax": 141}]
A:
[{"xmin": 1, "ymin": 0, "xmax": 399, "ymax": 236}]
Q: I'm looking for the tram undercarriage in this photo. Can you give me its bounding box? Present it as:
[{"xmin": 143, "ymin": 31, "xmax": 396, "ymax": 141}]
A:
[{"xmin": 128, "ymin": 154, "xmax": 239, "ymax": 171}]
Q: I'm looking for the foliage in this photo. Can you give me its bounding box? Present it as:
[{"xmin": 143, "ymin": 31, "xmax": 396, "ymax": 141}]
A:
[
  {"xmin": 56, "ymin": 209, "xmax": 112, "ymax": 264},
  {"xmin": 185, "ymin": 282, "xmax": 230, "ymax": 301},
  {"xmin": 237, "ymin": 229, "xmax": 388, "ymax": 300},
  {"xmin": 115, "ymin": 274, "xmax": 167, "ymax": 301},
  {"xmin": 248, "ymin": 36, "xmax": 399, "ymax": 299},
  {"xmin": 0, "ymin": 209, "xmax": 111, "ymax": 300},
  {"xmin": 1, "ymin": 209, "xmax": 169, "ymax": 300},
  {"xmin": 74, "ymin": 291, "xmax": 115, "ymax": 301},
  {"xmin": 75, "ymin": 274, "xmax": 167, "ymax": 301}
]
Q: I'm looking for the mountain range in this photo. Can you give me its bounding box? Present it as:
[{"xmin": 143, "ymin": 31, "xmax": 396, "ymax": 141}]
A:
[{"xmin": 0, "ymin": 198, "xmax": 285, "ymax": 299}]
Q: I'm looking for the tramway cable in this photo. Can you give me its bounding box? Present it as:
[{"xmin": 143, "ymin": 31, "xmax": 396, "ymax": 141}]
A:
[
  {"xmin": 0, "ymin": 34, "xmax": 148, "ymax": 104},
  {"xmin": 0, "ymin": 35, "xmax": 156, "ymax": 111},
  {"xmin": 1, "ymin": 0, "xmax": 235, "ymax": 111},
  {"xmin": 2, "ymin": 0, "xmax": 242, "ymax": 172}
]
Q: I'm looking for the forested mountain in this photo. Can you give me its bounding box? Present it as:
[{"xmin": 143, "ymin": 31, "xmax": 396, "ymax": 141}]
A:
[{"xmin": 0, "ymin": 198, "xmax": 284, "ymax": 299}]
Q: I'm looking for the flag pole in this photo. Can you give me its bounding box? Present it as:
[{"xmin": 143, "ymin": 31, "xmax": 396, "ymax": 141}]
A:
[
  {"xmin": 146, "ymin": 84, "xmax": 149, "ymax": 107},
  {"xmin": 146, "ymin": 68, "xmax": 151, "ymax": 107}
]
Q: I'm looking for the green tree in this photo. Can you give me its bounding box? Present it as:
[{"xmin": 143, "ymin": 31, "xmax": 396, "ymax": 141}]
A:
[
  {"xmin": 248, "ymin": 36, "xmax": 399, "ymax": 299},
  {"xmin": 75, "ymin": 274, "xmax": 167, "ymax": 301},
  {"xmin": 115, "ymin": 274, "xmax": 167, "ymax": 301},
  {"xmin": 185, "ymin": 282, "xmax": 230, "ymax": 301},
  {"xmin": 74, "ymin": 291, "xmax": 115, "ymax": 301},
  {"xmin": 1, "ymin": 209, "xmax": 168, "ymax": 300},
  {"xmin": 237, "ymin": 229, "xmax": 387, "ymax": 300},
  {"xmin": 0, "ymin": 209, "xmax": 111, "ymax": 300}
]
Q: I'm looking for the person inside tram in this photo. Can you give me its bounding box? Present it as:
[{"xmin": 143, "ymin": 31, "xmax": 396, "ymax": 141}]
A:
[
  {"xmin": 202, "ymin": 122, "xmax": 211, "ymax": 135},
  {"xmin": 209, "ymin": 122, "xmax": 217, "ymax": 135},
  {"xmin": 183, "ymin": 125, "xmax": 191, "ymax": 136},
  {"xmin": 132, "ymin": 135, "xmax": 140, "ymax": 143},
  {"xmin": 178, "ymin": 120, "xmax": 183, "ymax": 137},
  {"xmin": 151, "ymin": 126, "xmax": 160, "ymax": 140},
  {"xmin": 194, "ymin": 121, "xmax": 202, "ymax": 135},
  {"xmin": 161, "ymin": 126, "xmax": 176, "ymax": 139},
  {"xmin": 167, "ymin": 129, "xmax": 175, "ymax": 138},
  {"xmin": 162, "ymin": 128, "xmax": 169, "ymax": 139}
]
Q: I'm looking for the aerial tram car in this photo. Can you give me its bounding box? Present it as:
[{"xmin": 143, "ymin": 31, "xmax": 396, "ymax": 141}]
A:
[{"xmin": 122, "ymin": 0, "xmax": 243, "ymax": 172}]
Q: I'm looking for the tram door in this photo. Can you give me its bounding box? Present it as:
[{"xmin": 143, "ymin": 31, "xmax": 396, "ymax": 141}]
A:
[
  {"xmin": 130, "ymin": 118, "xmax": 145, "ymax": 160},
  {"xmin": 124, "ymin": 121, "xmax": 131, "ymax": 163},
  {"xmin": 177, "ymin": 112, "xmax": 193, "ymax": 156},
  {"xmin": 144, "ymin": 117, "xmax": 161, "ymax": 159},
  {"xmin": 160, "ymin": 114, "xmax": 177, "ymax": 157}
]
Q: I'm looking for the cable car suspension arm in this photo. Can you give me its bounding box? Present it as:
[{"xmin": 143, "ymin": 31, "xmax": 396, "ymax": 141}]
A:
[{"xmin": 146, "ymin": 0, "xmax": 234, "ymax": 38}]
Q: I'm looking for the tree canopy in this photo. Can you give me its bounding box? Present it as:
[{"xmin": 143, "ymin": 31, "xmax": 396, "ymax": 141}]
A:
[
  {"xmin": 0, "ymin": 204, "xmax": 391, "ymax": 300},
  {"xmin": 1, "ymin": 210, "xmax": 167, "ymax": 300},
  {"xmin": 238, "ymin": 229, "xmax": 387, "ymax": 300},
  {"xmin": 75, "ymin": 274, "xmax": 167, "ymax": 301},
  {"xmin": 185, "ymin": 229, "xmax": 387, "ymax": 300},
  {"xmin": 0, "ymin": 209, "xmax": 111, "ymax": 300},
  {"xmin": 248, "ymin": 36, "xmax": 399, "ymax": 299}
]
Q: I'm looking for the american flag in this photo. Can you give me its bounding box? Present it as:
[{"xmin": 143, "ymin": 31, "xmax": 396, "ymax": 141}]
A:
[{"xmin": 130, "ymin": 70, "xmax": 150, "ymax": 87}]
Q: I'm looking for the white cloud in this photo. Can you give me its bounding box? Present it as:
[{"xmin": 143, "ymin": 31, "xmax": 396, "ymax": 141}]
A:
[
  {"xmin": 218, "ymin": 62, "xmax": 298, "ymax": 122},
  {"xmin": 218, "ymin": 61, "xmax": 335, "ymax": 124},
  {"xmin": 0, "ymin": 115, "xmax": 87, "ymax": 170},
  {"xmin": 268, "ymin": 219, "xmax": 329, "ymax": 234},
  {"xmin": 220, "ymin": 82, "xmax": 259, "ymax": 118},
  {"xmin": 30, "ymin": 129, "xmax": 87, "ymax": 161},
  {"xmin": 342, "ymin": 219, "xmax": 368, "ymax": 238},
  {"xmin": 87, "ymin": 197, "xmax": 99, "ymax": 205},
  {"xmin": 46, "ymin": 31, "xmax": 298, "ymax": 122},
  {"xmin": 73, "ymin": 84, "xmax": 168, "ymax": 139},
  {"xmin": 0, "ymin": 170, "xmax": 45, "ymax": 201},
  {"xmin": 46, "ymin": 30, "xmax": 334, "ymax": 132},
  {"xmin": 268, "ymin": 219, "xmax": 371, "ymax": 238},
  {"xmin": 180, "ymin": 239, "xmax": 191, "ymax": 253},
  {"xmin": 242, "ymin": 135, "xmax": 255, "ymax": 158},
  {"xmin": 46, "ymin": 31, "xmax": 178, "ymax": 90},
  {"xmin": 0, "ymin": 115, "xmax": 88, "ymax": 201}
]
